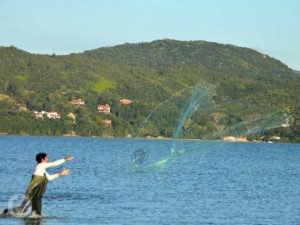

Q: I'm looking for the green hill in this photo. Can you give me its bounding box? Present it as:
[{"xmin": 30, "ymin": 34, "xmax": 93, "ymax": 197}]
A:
[
  {"xmin": 78, "ymin": 39, "xmax": 293, "ymax": 79},
  {"xmin": 0, "ymin": 40, "xmax": 299, "ymax": 142}
]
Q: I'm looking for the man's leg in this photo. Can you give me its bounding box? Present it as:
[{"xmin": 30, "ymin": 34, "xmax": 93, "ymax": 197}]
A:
[
  {"xmin": 31, "ymin": 196, "xmax": 39, "ymax": 216},
  {"xmin": 32, "ymin": 195, "xmax": 43, "ymax": 216},
  {"xmin": 27, "ymin": 176, "xmax": 48, "ymax": 216},
  {"xmin": 19, "ymin": 197, "xmax": 31, "ymax": 213},
  {"xmin": 36, "ymin": 198, "xmax": 42, "ymax": 216}
]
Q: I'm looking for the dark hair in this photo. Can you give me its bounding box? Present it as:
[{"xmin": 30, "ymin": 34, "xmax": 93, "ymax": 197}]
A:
[{"xmin": 36, "ymin": 153, "xmax": 47, "ymax": 163}]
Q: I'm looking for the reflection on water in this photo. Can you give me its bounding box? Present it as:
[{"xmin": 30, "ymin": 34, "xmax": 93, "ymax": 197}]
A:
[{"xmin": 24, "ymin": 218, "xmax": 41, "ymax": 225}]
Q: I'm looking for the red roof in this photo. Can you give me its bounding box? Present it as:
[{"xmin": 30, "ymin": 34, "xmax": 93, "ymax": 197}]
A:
[{"xmin": 98, "ymin": 104, "xmax": 110, "ymax": 112}]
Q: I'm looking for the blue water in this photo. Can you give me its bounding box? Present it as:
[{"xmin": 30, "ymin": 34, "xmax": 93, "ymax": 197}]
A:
[{"xmin": 0, "ymin": 136, "xmax": 299, "ymax": 225}]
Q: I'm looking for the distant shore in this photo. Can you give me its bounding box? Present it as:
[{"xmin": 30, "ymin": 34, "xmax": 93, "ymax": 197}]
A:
[{"xmin": 0, "ymin": 133, "xmax": 285, "ymax": 143}]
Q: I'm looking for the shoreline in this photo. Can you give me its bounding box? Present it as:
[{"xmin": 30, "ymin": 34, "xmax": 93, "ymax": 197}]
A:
[{"xmin": 0, "ymin": 133, "xmax": 295, "ymax": 144}]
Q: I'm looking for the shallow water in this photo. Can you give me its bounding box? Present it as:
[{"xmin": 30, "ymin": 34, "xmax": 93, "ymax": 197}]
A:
[{"xmin": 0, "ymin": 136, "xmax": 299, "ymax": 225}]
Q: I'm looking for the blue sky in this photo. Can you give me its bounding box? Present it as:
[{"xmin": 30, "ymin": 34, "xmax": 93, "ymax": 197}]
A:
[{"xmin": 0, "ymin": 0, "xmax": 299, "ymax": 70}]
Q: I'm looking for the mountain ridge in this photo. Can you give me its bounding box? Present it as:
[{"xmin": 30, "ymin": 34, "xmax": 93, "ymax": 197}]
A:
[{"xmin": 76, "ymin": 39, "xmax": 293, "ymax": 79}]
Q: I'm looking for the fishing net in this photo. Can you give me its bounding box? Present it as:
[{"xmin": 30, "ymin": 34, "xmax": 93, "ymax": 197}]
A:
[{"xmin": 120, "ymin": 83, "xmax": 291, "ymax": 173}]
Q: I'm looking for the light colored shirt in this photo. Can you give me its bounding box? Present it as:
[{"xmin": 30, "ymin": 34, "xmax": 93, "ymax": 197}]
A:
[{"xmin": 33, "ymin": 159, "xmax": 65, "ymax": 181}]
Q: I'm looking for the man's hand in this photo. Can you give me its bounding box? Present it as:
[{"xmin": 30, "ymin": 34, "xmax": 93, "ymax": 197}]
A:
[
  {"xmin": 58, "ymin": 169, "xmax": 70, "ymax": 176},
  {"xmin": 64, "ymin": 156, "xmax": 75, "ymax": 161}
]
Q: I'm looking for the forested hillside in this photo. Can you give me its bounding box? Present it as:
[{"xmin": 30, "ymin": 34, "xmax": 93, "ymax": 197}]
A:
[{"xmin": 0, "ymin": 40, "xmax": 299, "ymax": 142}]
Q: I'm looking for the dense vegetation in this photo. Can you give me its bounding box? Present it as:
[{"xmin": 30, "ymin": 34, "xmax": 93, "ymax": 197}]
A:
[{"xmin": 0, "ymin": 39, "xmax": 299, "ymax": 142}]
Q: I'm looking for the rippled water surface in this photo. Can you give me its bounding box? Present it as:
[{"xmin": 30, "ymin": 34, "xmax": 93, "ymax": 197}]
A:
[{"xmin": 0, "ymin": 136, "xmax": 299, "ymax": 225}]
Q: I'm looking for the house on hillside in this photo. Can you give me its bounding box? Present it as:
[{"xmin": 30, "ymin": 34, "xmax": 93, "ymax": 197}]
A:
[
  {"xmin": 98, "ymin": 104, "xmax": 111, "ymax": 113},
  {"xmin": 34, "ymin": 111, "xmax": 61, "ymax": 119},
  {"xmin": 47, "ymin": 112, "xmax": 61, "ymax": 119},
  {"xmin": 120, "ymin": 99, "xmax": 133, "ymax": 105},
  {"xmin": 70, "ymin": 99, "xmax": 85, "ymax": 105},
  {"xmin": 34, "ymin": 111, "xmax": 47, "ymax": 119}
]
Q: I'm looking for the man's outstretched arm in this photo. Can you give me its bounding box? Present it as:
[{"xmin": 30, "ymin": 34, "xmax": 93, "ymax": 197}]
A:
[
  {"xmin": 45, "ymin": 169, "xmax": 71, "ymax": 181},
  {"xmin": 44, "ymin": 156, "xmax": 74, "ymax": 168}
]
